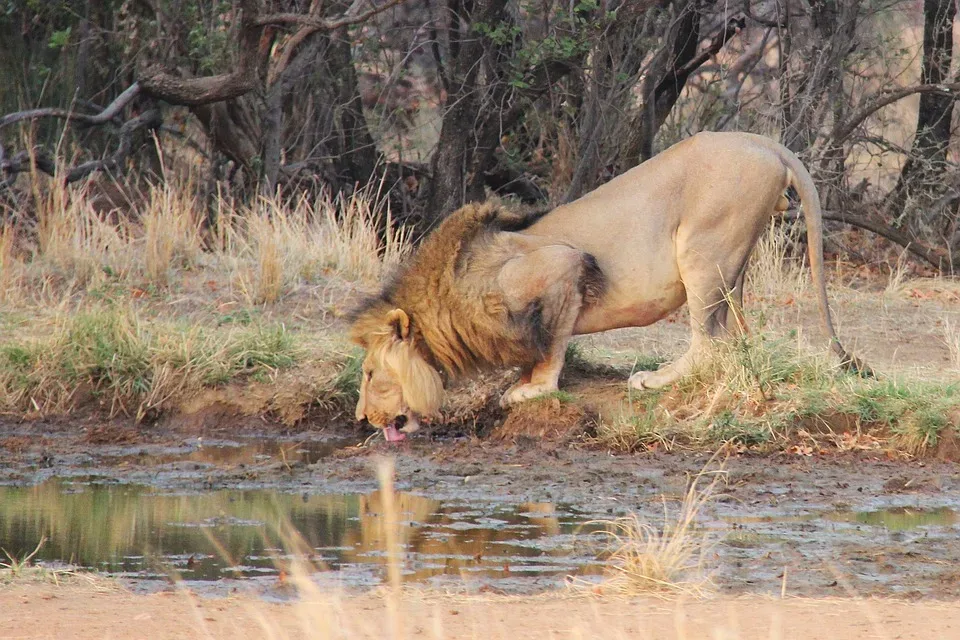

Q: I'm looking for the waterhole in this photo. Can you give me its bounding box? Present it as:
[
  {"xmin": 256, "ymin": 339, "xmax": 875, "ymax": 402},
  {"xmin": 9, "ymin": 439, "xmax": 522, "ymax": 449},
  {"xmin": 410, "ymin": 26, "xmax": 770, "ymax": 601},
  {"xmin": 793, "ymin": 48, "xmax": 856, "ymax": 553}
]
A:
[
  {"xmin": 3, "ymin": 475, "xmax": 957, "ymax": 596},
  {"xmin": 0, "ymin": 479, "xmax": 605, "ymax": 593}
]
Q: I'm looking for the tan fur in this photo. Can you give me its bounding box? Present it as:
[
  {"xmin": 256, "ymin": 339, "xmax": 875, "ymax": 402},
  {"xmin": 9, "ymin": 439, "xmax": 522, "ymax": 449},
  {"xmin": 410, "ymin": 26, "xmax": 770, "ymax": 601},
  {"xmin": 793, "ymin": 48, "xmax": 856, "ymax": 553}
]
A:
[{"xmin": 351, "ymin": 132, "xmax": 865, "ymax": 433}]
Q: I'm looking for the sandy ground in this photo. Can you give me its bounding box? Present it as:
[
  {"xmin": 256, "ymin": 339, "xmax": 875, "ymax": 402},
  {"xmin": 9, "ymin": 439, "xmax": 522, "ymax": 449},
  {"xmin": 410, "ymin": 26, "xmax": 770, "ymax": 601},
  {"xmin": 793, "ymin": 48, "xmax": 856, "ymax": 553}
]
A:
[{"xmin": 2, "ymin": 581, "xmax": 960, "ymax": 640}]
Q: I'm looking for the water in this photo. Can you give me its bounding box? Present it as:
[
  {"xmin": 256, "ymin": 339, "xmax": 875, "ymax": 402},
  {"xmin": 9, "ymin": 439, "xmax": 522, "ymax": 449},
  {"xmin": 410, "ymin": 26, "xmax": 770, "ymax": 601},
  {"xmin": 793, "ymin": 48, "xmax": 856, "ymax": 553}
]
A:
[
  {"xmin": 3, "ymin": 476, "xmax": 956, "ymax": 595},
  {"xmin": 0, "ymin": 479, "xmax": 604, "ymax": 592},
  {"xmin": 100, "ymin": 438, "xmax": 357, "ymax": 467},
  {"xmin": 727, "ymin": 506, "xmax": 957, "ymax": 531}
]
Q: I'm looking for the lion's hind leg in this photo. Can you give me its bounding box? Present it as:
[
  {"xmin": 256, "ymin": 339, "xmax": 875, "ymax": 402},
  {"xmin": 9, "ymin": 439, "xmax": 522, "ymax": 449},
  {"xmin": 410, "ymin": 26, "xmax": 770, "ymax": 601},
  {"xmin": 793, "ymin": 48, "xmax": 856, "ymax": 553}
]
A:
[{"xmin": 630, "ymin": 247, "xmax": 752, "ymax": 390}]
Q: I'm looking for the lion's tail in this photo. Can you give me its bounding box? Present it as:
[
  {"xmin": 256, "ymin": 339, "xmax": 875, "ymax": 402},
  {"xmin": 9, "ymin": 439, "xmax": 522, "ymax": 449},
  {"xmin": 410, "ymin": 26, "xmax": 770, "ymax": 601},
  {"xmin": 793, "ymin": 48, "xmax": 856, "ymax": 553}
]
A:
[{"xmin": 779, "ymin": 147, "xmax": 872, "ymax": 377}]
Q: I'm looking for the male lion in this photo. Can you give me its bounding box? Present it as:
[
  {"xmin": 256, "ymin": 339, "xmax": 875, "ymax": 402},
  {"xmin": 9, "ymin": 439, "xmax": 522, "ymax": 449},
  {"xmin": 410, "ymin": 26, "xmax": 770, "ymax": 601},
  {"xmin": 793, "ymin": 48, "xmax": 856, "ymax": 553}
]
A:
[{"xmin": 350, "ymin": 131, "xmax": 863, "ymax": 441}]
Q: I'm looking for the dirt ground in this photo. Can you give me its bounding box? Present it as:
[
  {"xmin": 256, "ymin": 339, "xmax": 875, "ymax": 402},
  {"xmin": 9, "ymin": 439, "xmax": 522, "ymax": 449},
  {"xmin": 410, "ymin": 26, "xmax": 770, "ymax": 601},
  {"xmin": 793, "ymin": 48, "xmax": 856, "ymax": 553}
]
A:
[{"xmin": 3, "ymin": 581, "xmax": 960, "ymax": 640}]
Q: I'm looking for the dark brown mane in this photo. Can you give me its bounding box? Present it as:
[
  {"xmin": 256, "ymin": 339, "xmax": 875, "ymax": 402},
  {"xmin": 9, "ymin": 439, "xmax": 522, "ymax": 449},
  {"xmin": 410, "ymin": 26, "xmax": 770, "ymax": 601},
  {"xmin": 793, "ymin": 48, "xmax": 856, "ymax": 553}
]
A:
[{"xmin": 349, "ymin": 202, "xmax": 602, "ymax": 377}]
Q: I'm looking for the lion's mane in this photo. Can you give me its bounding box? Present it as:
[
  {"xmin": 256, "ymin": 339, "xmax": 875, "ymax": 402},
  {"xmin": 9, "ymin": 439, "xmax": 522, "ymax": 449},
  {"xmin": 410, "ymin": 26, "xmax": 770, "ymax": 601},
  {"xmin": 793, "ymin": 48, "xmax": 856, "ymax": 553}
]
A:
[{"xmin": 350, "ymin": 203, "xmax": 603, "ymax": 379}]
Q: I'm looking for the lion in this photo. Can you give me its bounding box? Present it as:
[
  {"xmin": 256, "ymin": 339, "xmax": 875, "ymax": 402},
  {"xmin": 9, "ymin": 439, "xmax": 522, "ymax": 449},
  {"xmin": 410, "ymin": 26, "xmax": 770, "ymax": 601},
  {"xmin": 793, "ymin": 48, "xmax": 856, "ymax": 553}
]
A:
[{"xmin": 350, "ymin": 131, "xmax": 864, "ymax": 441}]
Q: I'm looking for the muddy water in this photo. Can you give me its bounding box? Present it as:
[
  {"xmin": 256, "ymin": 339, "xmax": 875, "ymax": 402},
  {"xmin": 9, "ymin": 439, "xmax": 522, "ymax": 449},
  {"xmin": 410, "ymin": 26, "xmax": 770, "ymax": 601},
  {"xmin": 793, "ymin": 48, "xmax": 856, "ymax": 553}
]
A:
[
  {"xmin": 4, "ymin": 430, "xmax": 960, "ymax": 598},
  {"xmin": 0, "ymin": 479, "xmax": 605, "ymax": 593},
  {"xmin": 729, "ymin": 506, "xmax": 957, "ymax": 530},
  {"xmin": 3, "ymin": 476, "xmax": 958, "ymax": 597}
]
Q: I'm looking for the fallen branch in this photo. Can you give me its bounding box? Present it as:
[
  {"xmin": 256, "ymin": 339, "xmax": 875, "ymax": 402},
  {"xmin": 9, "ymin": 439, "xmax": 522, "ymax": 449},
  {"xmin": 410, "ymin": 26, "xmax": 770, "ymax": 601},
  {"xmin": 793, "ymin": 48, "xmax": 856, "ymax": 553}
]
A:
[
  {"xmin": 0, "ymin": 83, "xmax": 141, "ymax": 130},
  {"xmin": 1, "ymin": 110, "xmax": 162, "ymax": 187},
  {"xmin": 786, "ymin": 209, "xmax": 953, "ymax": 270}
]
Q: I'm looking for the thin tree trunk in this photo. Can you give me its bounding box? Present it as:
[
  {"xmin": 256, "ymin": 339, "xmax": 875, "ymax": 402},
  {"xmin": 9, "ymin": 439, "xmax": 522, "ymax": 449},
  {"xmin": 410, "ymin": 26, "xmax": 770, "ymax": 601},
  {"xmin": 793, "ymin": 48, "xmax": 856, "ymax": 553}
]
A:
[
  {"xmin": 420, "ymin": 0, "xmax": 510, "ymax": 229},
  {"xmin": 884, "ymin": 0, "xmax": 956, "ymax": 228}
]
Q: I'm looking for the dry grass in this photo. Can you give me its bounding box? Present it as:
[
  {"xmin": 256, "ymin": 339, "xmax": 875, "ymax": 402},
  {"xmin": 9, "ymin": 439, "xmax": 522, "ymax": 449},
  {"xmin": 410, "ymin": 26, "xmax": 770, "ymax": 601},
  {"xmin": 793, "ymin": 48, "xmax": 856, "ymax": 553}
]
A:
[
  {"xmin": 943, "ymin": 316, "xmax": 960, "ymax": 371},
  {"xmin": 0, "ymin": 225, "xmax": 20, "ymax": 303},
  {"xmin": 746, "ymin": 221, "xmax": 809, "ymax": 301},
  {"xmin": 0, "ymin": 537, "xmax": 105, "ymax": 588},
  {"xmin": 217, "ymin": 189, "xmax": 408, "ymax": 304},
  {"xmin": 5, "ymin": 174, "xmax": 405, "ymax": 307},
  {"xmin": 588, "ymin": 462, "xmax": 723, "ymax": 598},
  {"xmin": 142, "ymin": 182, "xmax": 204, "ymax": 286}
]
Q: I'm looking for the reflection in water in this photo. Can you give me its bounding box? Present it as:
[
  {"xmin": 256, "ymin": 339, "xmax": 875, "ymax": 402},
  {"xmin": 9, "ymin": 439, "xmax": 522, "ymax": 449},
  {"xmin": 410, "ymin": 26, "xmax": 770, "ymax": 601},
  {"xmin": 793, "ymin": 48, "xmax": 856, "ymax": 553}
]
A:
[
  {"xmin": 833, "ymin": 506, "xmax": 957, "ymax": 530},
  {"xmin": 0, "ymin": 480, "xmax": 602, "ymax": 591}
]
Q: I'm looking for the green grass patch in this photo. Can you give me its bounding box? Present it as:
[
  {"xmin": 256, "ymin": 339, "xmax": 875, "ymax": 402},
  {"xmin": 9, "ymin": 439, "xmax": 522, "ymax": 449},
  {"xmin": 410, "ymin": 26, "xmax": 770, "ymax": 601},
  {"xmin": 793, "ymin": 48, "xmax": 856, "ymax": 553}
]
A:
[
  {"xmin": 595, "ymin": 333, "xmax": 960, "ymax": 455},
  {"xmin": 632, "ymin": 354, "xmax": 665, "ymax": 372},
  {"xmin": 535, "ymin": 389, "xmax": 577, "ymax": 404},
  {"xmin": 0, "ymin": 305, "xmax": 300, "ymax": 419},
  {"xmin": 326, "ymin": 347, "xmax": 364, "ymax": 407}
]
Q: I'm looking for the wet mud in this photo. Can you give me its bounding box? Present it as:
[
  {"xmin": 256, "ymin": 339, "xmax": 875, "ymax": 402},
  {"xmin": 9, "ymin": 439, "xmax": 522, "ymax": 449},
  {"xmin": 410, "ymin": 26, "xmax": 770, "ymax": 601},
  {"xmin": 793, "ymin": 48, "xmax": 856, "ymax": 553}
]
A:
[{"xmin": 2, "ymin": 419, "xmax": 960, "ymax": 599}]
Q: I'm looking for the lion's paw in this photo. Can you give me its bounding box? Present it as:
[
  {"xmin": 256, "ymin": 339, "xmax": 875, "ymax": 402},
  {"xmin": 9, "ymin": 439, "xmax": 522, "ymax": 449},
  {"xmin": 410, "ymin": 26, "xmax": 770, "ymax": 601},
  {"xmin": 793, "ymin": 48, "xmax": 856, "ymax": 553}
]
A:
[
  {"xmin": 500, "ymin": 384, "xmax": 557, "ymax": 408},
  {"xmin": 628, "ymin": 370, "xmax": 672, "ymax": 390}
]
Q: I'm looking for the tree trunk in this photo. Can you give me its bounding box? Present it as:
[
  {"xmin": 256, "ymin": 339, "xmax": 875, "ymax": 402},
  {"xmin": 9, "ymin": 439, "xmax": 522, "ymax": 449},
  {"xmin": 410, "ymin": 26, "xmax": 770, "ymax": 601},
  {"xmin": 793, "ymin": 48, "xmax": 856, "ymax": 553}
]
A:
[
  {"xmin": 884, "ymin": 0, "xmax": 956, "ymax": 228},
  {"xmin": 638, "ymin": 2, "xmax": 700, "ymax": 163},
  {"xmin": 420, "ymin": 0, "xmax": 510, "ymax": 229},
  {"xmin": 328, "ymin": 26, "xmax": 378, "ymax": 188}
]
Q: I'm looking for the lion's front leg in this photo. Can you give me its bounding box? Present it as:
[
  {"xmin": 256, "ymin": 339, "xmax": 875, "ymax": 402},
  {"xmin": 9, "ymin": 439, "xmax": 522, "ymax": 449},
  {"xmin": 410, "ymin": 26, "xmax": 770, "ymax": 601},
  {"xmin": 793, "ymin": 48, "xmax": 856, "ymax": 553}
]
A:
[
  {"xmin": 499, "ymin": 340, "xmax": 571, "ymax": 407},
  {"xmin": 496, "ymin": 244, "xmax": 586, "ymax": 407}
]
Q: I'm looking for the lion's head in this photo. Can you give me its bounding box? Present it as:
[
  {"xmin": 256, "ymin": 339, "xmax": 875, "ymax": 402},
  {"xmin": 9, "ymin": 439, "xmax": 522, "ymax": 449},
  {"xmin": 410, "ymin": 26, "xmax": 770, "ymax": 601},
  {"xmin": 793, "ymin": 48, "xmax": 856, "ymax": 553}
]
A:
[{"xmin": 350, "ymin": 308, "xmax": 444, "ymax": 442}]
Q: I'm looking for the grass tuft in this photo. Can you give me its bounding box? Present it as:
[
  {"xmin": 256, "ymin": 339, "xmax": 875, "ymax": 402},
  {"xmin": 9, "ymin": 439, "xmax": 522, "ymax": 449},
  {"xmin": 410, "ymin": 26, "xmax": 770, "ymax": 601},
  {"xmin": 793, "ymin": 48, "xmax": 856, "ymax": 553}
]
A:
[
  {"xmin": 326, "ymin": 348, "xmax": 365, "ymax": 408},
  {"xmin": 589, "ymin": 462, "xmax": 723, "ymax": 597},
  {"xmin": 596, "ymin": 332, "xmax": 960, "ymax": 454}
]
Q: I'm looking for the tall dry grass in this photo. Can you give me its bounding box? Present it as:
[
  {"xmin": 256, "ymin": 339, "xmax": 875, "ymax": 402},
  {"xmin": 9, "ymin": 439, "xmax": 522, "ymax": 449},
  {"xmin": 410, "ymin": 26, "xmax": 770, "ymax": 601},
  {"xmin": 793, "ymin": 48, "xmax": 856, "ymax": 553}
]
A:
[
  {"xmin": 942, "ymin": 316, "xmax": 960, "ymax": 371},
  {"xmin": 142, "ymin": 182, "xmax": 205, "ymax": 286},
  {"xmin": 218, "ymin": 188, "xmax": 408, "ymax": 304},
  {"xmin": 1, "ymin": 174, "xmax": 407, "ymax": 308},
  {"xmin": 0, "ymin": 225, "xmax": 20, "ymax": 303},
  {"xmin": 746, "ymin": 220, "xmax": 809, "ymax": 301}
]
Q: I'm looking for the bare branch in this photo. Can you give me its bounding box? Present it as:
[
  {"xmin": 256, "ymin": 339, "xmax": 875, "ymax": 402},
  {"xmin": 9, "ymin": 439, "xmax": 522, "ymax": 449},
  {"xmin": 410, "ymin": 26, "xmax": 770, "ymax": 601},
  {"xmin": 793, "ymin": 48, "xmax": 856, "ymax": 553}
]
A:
[
  {"xmin": 0, "ymin": 83, "xmax": 142, "ymax": 130},
  {"xmin": 832, "ymin": 83, "xmax": 960, "ymax": 145},
  {"xmin": 673, "ymin": 15, "xmax": 746, "ymax": 79},
  {"xmin": 1, "ymin": 110, "xmax": 162, "ymax": 187},
  {"xmin": 141, "ymin": 0, "xmax": 407, "ymax": 107},
  {"xmin": 788, "ymin": 210, "xmax": 952, "ymax": 269},
  {"xmin": 255, "ymin": 0, "xmax": 407, "ymax": 30}
]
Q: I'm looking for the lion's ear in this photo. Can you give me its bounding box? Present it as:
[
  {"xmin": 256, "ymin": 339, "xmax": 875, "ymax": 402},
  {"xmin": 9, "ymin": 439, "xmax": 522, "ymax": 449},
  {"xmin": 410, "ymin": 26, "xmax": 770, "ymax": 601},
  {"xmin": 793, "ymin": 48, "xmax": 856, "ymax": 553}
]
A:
[{"xmin": 385, "ymin": 308, "xmax": 411, "ymax": 341}]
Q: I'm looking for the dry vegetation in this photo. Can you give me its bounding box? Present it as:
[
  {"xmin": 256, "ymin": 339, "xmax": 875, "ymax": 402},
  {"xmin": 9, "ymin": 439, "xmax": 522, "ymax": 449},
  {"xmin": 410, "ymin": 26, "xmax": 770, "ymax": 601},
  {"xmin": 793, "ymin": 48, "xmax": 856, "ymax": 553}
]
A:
[
  {"xmin": 586, "ymin": 464, "xmax": 723, "ymax": 598},
  {"xmin": 1, "ymin": 175, "xmax": 959, "ymax": 455},
  {"xmin": 0, "ymin": 174, "xmax": 405, "ymax": 421}
]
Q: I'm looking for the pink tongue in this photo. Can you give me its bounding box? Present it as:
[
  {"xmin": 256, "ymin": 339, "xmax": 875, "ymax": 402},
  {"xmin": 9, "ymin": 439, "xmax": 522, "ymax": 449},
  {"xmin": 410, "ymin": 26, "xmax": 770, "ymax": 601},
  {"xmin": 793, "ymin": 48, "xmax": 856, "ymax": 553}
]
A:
[{"xmin": 383, "ymin": 425, "xmax": 406, "ymax": 442}]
